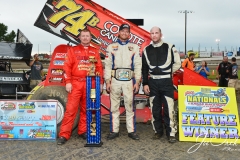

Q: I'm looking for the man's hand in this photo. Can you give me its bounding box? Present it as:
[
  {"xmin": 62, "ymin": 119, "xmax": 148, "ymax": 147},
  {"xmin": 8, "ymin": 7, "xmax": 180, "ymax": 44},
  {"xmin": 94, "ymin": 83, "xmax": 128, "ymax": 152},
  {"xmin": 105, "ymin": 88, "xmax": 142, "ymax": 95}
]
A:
[
  {"xmin": 143, "ymin": 85, "xmax": 150, "ymax": 95},
  {"xmin": 66, "ymin": 83, "xmax": 72, "ymax": 93},
  {"xmin": 133, "ymin": 83, "xmax": 140, "ymax": 94},
  {"xmin": 106, "ymin": 83, "xmax": 111, "ymax": 92}
]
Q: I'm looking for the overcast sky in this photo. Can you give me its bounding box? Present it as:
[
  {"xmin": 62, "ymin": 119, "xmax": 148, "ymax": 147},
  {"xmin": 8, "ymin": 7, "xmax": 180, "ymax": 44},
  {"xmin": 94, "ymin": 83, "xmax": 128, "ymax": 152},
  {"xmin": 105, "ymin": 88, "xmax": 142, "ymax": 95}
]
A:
[{"xmin": 1, "ymin": 0, "xmax": 240, "ymax": 54}]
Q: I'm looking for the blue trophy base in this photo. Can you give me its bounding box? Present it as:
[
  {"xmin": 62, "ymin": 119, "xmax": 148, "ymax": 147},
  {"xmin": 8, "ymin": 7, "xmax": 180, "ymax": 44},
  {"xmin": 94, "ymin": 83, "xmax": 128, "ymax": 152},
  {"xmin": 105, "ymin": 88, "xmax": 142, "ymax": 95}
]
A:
[{"xmin": 84, "ymin": 142, "xmax": 103, "ymax": 147}]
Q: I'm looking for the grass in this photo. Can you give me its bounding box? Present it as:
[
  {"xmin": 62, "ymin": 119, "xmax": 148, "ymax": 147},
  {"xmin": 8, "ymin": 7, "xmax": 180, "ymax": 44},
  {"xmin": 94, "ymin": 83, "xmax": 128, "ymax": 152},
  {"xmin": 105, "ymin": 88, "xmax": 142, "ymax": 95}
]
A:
[{"xmin": 208, "ymin": 70, "xmax": 240, "ymax": 80}]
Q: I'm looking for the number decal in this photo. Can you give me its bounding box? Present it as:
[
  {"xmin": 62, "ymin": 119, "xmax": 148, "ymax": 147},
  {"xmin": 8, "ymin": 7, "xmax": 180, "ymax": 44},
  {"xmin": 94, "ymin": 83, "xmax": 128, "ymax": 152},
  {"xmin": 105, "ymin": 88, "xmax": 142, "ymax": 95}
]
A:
[
  {"xmin": 48, "ymin": 0, "xmax": 99, "ymax": 37},
  {"xmin": 48, "ymin": 0, "xmax": 82, "ymax": 24},
  {"xmin": 64, "ymin": 10, "xmax": 95, "ymax": 36}
]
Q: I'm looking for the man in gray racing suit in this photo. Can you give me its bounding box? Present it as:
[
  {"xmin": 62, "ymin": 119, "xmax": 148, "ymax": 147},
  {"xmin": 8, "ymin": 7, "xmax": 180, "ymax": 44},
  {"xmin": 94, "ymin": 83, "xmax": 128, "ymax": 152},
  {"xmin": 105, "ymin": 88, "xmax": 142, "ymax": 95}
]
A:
[
  {"xmin": 142, "ymin": 26, "xmax": 181, "ymax": 143},
  {"xmin": 104, "ymin": 24, "xmax": 142, "ymax": 140}
]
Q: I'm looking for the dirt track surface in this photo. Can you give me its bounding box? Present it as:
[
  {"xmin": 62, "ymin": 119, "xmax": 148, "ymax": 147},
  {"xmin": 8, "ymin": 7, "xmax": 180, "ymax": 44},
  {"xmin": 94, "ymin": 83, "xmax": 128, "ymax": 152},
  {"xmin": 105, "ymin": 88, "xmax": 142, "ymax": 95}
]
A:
[{"xmin": 1, "ymin": 92, "xmax": 240, "ymax": 160}]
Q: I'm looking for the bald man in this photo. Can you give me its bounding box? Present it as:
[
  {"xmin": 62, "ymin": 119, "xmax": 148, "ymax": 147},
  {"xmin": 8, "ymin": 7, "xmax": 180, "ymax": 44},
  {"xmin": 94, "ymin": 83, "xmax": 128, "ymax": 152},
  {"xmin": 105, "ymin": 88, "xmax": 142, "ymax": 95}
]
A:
[{"xmin": 142, "ymin": 26, "xmax": 181, "ymax": 143}]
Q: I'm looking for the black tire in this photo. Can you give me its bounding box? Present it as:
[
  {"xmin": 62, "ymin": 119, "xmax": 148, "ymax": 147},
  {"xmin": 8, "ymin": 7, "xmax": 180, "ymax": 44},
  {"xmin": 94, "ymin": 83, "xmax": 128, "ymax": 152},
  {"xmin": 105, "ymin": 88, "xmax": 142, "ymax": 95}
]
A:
[{"xmin": 29, "ymin": 86, "xmax": 79, "ymax": 136}]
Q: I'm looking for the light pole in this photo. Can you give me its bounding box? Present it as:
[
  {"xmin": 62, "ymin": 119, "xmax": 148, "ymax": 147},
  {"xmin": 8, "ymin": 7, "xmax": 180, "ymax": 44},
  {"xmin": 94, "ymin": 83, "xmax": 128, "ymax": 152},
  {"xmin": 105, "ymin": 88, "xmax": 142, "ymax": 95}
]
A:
[
  {"xmin": 50, "ymin": 42, "xmax": 51, "ymax": 55},
  {"xmin": 178, "ymin": 10, "xmax": 194, "ymax": 58},
  {"xmin": 216, "ymin": 39, "xmax": 220, "ymax": 51}
]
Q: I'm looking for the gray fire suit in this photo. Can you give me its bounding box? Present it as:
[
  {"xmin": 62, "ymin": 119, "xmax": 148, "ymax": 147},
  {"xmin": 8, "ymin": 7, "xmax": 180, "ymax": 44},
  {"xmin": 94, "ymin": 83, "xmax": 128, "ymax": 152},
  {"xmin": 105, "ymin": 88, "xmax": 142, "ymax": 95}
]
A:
[{"xmin": 104, "ymin": 39, "xmax": 142, "ymax": 133}]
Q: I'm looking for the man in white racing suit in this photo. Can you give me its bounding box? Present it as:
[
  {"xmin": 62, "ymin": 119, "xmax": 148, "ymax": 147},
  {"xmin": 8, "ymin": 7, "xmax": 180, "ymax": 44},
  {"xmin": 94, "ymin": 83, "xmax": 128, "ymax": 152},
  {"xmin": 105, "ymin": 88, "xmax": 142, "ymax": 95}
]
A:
[{"xmin": 104, "ymin": 24, "xmax": 142, "ymax": 140}]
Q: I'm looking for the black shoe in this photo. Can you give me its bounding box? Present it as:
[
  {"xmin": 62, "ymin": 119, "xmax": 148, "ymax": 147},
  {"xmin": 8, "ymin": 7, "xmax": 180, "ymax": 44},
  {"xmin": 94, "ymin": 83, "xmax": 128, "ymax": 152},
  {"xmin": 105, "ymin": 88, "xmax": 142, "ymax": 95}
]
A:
[
  {"xmin": 79, "ymin": 133, "xmax": 87, "ymax": 140},
  {"xmin": 152, "ymin": 133, "xmax": 163, "ymax": 140},
  {"xmin": 57, "ymin": 137, "xmax": 67, "ymax": 145},
  {"xmin": 107, "ymin": 132, "xmax": 119, "ymax": 140},
  {"xmin": 168, "ymin": 136, "xmax": 177, "ymax": 143},
  {"xmin": 128, "ymin": 132, "xmax": 140, "ymax": 140}
]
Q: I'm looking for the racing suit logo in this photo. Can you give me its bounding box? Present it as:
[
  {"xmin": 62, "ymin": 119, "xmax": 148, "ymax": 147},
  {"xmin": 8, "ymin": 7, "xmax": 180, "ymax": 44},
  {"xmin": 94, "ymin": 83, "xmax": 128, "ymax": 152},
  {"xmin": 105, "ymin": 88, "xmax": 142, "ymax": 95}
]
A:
[
  {"xmin": 78, "ymin": 56, "xmax": 91, "ymax": 71},
  {"xmin": 112, "ymin": 46, "xmax": 118, "ymax": 51},
  {"xmin": 128, "ymin": 46, "xmax": 133, "ymax": 51}
]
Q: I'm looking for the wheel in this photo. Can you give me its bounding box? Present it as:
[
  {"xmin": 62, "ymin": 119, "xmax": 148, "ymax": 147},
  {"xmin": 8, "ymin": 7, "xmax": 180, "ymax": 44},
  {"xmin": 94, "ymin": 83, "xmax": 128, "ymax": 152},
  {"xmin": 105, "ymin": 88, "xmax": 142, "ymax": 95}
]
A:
[{"xmin": 28, "ymin": 86, "xmax": 79, "ymax": 136}]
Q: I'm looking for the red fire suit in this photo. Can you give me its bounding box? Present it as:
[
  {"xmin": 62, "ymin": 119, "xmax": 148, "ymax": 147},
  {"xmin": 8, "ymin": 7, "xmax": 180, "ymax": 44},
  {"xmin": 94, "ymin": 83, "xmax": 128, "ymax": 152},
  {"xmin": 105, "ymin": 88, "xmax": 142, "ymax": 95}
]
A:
[{"xmin": 59, "ymin": 44, "xmax": 103, "ymax": 140}]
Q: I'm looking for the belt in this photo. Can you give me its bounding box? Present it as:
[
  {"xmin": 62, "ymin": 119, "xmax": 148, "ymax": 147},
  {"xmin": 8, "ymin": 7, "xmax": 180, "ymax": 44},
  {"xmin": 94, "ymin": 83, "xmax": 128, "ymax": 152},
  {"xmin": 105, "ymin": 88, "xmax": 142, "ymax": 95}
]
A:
[
  {"xmin": 111, "ymin": 68, "xmax": 134, "ymax": 81},
  {"xmin": 150, "ymin": 74, "xmax": 171, "ymax": 79}
]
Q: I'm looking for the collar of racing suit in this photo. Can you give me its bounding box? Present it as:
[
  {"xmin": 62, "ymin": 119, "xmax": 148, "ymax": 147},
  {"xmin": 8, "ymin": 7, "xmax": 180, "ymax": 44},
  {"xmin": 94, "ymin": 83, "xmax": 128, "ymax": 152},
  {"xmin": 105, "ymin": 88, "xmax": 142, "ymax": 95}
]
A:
[
  {"xmin": 152, "ymin": 40, "xmax": 164, "ymax": 48},
  {"xmin": 117, "ymin": 39, "xmax": 130, "ymax": 45}
]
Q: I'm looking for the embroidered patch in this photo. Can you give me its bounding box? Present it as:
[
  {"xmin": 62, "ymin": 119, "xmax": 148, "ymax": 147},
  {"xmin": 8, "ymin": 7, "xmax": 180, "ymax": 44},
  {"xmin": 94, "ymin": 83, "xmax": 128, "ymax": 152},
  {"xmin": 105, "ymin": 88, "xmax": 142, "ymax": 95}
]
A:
[
  {"xmin": 89, "ymin": 51, "xmax": 95, "ymax": 54},
  {"xmin": 128, "ymin": 46, "xmax": 134, "ymax": 51},
  {"xmin": 112, "ymin": 46, "xmax": 118, "ymax": 51}
]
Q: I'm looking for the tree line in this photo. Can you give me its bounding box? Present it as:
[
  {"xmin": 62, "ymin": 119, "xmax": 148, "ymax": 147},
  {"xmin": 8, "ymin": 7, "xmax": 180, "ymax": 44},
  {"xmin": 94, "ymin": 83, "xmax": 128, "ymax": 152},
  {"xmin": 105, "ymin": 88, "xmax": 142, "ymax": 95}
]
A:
[{"xmin": 0, "ymin": 23, "xmax": 16, "ymax": 42}]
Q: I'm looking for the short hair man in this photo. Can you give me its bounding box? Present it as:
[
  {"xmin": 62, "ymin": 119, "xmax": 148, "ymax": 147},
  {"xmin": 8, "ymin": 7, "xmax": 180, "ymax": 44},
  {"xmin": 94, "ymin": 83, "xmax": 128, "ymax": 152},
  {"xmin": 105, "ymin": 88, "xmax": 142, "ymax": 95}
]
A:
[
  {"xmin": 217, "ymin": 56, "xmax": 231, "ymax": 87},
  {"xmin": 227, "ymin": 57, "xmax": 238, "ymax": 89},
  {"xmin": 181, "ymin": 53, "xmax": 195, "ymax": 71},
  {"xmin": 29, "ymin": 54, "xmax": 44, "ymax": 89},
  {"xmin": 57, "ymin": 28, "xmax": 103, "ymax": 145},
  {"xmin": 142, "ymin": 26, "xmax": 181, "ymax": 143},
  {"xmin": 104, "ymin": 24, "xmax": 142, "ymax": 140}
]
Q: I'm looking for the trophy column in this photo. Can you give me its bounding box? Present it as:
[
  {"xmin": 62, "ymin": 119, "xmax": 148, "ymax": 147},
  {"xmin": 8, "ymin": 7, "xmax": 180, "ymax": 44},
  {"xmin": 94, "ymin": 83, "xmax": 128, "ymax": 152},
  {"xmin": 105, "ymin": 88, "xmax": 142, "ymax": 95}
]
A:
[{"xmin": 85, "ymin": 75, "xmax": 103, "ymax": 147}]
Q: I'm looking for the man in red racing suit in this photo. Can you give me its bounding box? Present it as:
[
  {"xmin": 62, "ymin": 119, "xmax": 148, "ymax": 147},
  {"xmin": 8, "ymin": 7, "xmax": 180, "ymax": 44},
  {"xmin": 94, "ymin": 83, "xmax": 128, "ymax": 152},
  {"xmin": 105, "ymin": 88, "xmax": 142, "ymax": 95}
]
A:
[{"xmin": 57, "ymin": 28, "xmax": 103, "ymax": 145}]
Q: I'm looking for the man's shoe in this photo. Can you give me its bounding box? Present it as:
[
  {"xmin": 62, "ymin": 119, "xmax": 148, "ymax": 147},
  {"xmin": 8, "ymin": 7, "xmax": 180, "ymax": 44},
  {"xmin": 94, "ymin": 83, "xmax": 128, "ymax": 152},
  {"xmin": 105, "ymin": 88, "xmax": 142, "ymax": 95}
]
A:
[
  {"xmin": 107, "ymin": 132, "xmax": 119, "ymax": 140},
  {"xmin": 152, "ymin": 133, "xmax": 163, "ymax": 140},
  {"xmin": 57, "ymin": 137, "xmax": 67, "ymax": 145},
  {"xmin": 168, "ymin": 136, "xmax": 177, "ymax": 143},
  {"xmin": 128, "ymin": 132, "xmax": 140, "ymax": 140},
  {"xmin": 79, "ymin": 133, "xmax": 87, "ymax": 140}
]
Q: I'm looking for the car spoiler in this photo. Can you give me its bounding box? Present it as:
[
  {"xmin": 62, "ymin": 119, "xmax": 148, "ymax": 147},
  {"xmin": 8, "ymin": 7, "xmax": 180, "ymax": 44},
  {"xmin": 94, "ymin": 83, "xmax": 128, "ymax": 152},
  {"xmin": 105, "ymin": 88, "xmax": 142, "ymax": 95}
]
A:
[
  {"xmin": 0, "ymin": 29, "xmax": 32, "ymax": 65},
  {"xmin": 34, "ymin": 0, "xmax": 151, "ymax": 58}
]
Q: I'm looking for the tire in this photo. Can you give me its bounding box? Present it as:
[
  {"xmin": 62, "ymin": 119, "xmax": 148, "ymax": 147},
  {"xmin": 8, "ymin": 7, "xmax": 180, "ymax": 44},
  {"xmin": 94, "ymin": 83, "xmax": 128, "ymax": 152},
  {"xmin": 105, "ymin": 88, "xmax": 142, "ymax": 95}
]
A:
[{"xmin": 29, "ymin": 86, "xmax": 80, "ymax": 136}]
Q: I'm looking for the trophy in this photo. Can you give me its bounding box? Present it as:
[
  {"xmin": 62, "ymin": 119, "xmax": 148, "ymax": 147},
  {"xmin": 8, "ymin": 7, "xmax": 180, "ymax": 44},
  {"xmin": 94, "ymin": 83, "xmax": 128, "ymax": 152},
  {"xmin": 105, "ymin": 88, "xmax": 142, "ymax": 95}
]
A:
[
  {"xmin": 88, "ymin": 56, "xmax": 99, "ymax": 76},
  {"xmin": 85, "ymin": 56, "xmax": 102, "ymax": 147}
]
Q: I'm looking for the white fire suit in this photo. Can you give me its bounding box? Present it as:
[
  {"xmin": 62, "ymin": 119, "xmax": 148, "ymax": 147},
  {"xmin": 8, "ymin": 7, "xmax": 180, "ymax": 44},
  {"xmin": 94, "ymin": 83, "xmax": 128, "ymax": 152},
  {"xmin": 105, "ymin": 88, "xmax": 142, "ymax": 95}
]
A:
[{"xmin": 104, "ymin": 39, "xmax": 142, "ymax": 133}]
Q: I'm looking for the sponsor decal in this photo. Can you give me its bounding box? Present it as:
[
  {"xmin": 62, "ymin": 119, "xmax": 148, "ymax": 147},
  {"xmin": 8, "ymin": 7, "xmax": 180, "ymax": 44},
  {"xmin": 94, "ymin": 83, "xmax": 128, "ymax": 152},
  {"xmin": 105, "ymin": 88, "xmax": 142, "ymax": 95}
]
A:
[
  {"xmin": 18, "ymin": 110, "xmax": 25, "ymax": 113},
  {"xmin": 0, "ymin": 134, "xmax": 9, "ymax": 138},
  {"xmin": 89, "ymin": 50, "xmax": 95, "ymax": 54},
  {"xmin": 18, "ymin": 102, "xmax": 35, "ymax": 109},
  {"xmin": 1, "ymin": 102, "xmax": 16, "ymax": 110},
  {"xmin": 100, "ymin": 21, "xmax": 145, "ymax": 45},
  {"xmin": 53, "ymin": 60, "xmax": 64, "ymax": 65},
  {"xmin": 0, "ymin": 56, "xmax": 23, "ymax": 60},
  {"xmin": 1, "ymin": 125, "xmax": 14, "ymax": 131},
  {"xmin": 0, "ymin": 77, "xmax": 23, "ymax": 81},
  {"xmin": 77, "ymin": 55, "xmax": 89, "ymax": 61},
  {"xmin": 112, "ymin": 46, "xmax": 118, "ymax": 51},
  {"xmin": 51, "ymin": 69, "xmax": 64, "ymax": 75},
  {"xmin": 41, "ymin": 115, "xmax": 55, "ymax": 121},
  {"xmin": 55, "ymin": 53, "xmax": 67, "ymax": 59},
  {"xmin": 38, "ymin": 105, "xmax": 56, "ymax": 108},
  {"xmin": 27, "ymin": 110, "xmax": 35, "ymax": 113},
  {"xmin": 49, "ymin": 77, "xmax": 63, "ymax": 83}
]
